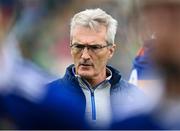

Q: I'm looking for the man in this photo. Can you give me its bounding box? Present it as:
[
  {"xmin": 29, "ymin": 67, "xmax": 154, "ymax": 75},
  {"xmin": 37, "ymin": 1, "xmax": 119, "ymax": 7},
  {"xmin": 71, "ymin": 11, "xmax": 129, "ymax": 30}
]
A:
[{"xmin": 40, "ymin": 8, "xmax": 147, "ymax": 129}]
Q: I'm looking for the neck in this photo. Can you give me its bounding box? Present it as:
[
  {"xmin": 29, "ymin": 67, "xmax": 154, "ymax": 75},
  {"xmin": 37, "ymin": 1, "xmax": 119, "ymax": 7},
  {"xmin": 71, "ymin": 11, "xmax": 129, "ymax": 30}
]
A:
[{"xmin": 86, "ymin": 77, "xmax": 106, "ymax": 88}]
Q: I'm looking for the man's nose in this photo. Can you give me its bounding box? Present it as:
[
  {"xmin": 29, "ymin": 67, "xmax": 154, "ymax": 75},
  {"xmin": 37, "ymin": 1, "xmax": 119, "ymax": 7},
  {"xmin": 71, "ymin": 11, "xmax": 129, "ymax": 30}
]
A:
[{"xmin": 81, "ymin": 47, "xmax": 91, "ymax": 59}]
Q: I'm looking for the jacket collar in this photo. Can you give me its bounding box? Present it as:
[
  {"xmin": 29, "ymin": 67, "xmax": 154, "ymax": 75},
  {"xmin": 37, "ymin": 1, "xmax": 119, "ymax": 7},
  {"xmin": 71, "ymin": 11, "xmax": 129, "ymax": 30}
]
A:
[
  {"xmin": 106, "ymin": 65, "xmax": 122, "ymax": 87},
  {"xmin": 72, "ymin": 65, "xmax": 112, "ymax": 81},
  {"xmin": 64, "ymin": 64, "xmax": 122, "ymax": 87}
]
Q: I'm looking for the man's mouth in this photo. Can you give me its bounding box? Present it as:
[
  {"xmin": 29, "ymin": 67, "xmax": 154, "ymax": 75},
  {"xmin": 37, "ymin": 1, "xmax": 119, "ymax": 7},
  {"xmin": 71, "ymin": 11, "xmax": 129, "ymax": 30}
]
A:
[{"xmin": 80, "ymin": 63, "xmax": 92, "ymax": 66}]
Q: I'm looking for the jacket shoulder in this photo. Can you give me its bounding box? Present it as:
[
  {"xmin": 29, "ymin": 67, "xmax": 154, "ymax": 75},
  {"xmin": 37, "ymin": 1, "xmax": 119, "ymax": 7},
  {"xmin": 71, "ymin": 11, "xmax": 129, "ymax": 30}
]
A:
[
  {"xmin": 112, "ymin": 78, "xmax": 147, "ymax": 107},
  {"xmin": 118, "ymin": 78, "xmax": 140, "ymax": 91},
  {"xmin": 46, "ymin": 79, "xmax": 62, "ymax": 87}
]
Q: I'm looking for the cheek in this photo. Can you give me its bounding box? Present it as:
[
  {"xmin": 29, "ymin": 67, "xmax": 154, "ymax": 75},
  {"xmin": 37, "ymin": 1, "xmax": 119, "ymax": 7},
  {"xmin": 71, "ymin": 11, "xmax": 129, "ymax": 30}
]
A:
[
  {"xmin": 94, "ymin": 53, "xmax": 109, "ymax": 67},
  {"xmin": 71, "ymin": 53, "xmax": 79, "ymax": 64}
]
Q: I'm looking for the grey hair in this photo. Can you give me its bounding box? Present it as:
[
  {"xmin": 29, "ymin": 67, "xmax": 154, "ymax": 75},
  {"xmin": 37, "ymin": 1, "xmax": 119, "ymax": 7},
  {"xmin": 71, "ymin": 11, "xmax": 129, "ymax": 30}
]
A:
[{"xmin": 70, "ymin": 8, "xmax": 118, "ymax": 44}]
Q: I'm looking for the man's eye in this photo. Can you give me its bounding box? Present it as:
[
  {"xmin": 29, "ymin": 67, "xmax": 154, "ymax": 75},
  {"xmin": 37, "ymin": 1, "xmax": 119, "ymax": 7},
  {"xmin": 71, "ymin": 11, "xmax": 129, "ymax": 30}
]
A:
[
  {"xmin": 74, "ymin": 44, "xmax": 84, "ymax": 49},
  {"xmin": 90, "ymin": 45, "xmax": 101, "ymax": 50}
]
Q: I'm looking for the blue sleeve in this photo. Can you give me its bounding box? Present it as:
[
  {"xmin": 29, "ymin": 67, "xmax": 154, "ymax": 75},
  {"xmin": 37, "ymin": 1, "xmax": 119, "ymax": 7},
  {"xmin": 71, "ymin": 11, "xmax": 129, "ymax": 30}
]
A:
[{"xmin": 131, "ymin": 39, "xmax": 157, "ymax": 80}]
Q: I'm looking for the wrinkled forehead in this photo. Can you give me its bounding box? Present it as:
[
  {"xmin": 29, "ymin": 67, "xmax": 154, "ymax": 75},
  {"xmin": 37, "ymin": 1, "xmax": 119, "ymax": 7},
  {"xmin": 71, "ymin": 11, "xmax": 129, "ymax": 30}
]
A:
[
  {"xmin": 71, "ymin": 25, "xmax": 107, "ymax": 43},
  {"xmin": 72, "ymin": 24, "xmax": 107, "ymax": 35}
]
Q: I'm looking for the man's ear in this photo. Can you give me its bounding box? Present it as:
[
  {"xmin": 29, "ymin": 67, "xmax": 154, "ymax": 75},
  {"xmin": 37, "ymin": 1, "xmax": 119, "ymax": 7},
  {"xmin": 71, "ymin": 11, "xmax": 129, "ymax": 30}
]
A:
[{"xmin": 108, "ymin": 44, "xmax": 116, "ymax": 59}]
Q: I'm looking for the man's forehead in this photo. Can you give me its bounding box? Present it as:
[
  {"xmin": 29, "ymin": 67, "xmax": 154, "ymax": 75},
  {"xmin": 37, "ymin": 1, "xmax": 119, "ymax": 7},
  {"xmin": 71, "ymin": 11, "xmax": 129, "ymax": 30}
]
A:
[
  {"xmin": 73, "ymin": 25, "xmax": 107, "ymax": 34},
  {"xmin": 72, "ymin": 25, "xmax": 106, "ymax": 43}
]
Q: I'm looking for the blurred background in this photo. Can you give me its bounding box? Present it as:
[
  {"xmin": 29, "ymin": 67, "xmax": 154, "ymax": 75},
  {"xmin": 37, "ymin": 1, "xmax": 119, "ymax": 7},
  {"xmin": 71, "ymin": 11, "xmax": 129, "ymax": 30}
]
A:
[{"xmin": 0, "ymin": 0, "xmax": 147, "ymax": 80}]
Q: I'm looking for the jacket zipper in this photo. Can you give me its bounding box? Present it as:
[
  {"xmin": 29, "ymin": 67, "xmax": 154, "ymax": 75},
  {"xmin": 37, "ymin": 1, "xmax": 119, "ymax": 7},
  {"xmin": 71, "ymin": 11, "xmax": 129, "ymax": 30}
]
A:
[
  {"xmin": 91, "ymin": 91, "xmax": 96, "ymax": 120},
  {"xmin": 81, "ymin": 78, "xmax": 97, "ymax": 120}
]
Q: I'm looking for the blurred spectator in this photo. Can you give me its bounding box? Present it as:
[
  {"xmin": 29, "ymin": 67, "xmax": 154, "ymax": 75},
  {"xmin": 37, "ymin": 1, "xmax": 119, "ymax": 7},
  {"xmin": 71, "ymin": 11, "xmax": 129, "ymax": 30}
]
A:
[
  {"xmin": 149, "ymin": 0, "xmax": 180, "ymax": 129},
  {"xmin": 129, "ymin": 37, "xmax": 156, "ymax": 84},
  {"xmin": 129, "ymin": 37, "xmax": 164, "ymax": 108},
  {"xmin": 0, "ymin": 0, "xmax": 55, "ymax": 129},
  {"xmin": 112, "ymin": 0, "xmax": 180, "ymax": 129}
]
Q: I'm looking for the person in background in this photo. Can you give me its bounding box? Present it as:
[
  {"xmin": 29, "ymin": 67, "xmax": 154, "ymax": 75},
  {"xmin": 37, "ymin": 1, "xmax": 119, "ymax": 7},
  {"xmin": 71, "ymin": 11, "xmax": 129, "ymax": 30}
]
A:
[
  {"xmin": 129, "ymin": 36, "xmax": 163, "ymax": 106},
  {"xmin": 129, "ymin": 36, "xmax": 156, "ymax": 85},
  {"xmin": 0, "ymin": 0, "xmax": 54, "ymax": 129},
  {"xmin": 128, "ymin": 0, "xmax": 165, "ymax": 107},
  {"xmin": 150, "ymin": 0, "xmax": 180, "ymax": 128},
  {"xmin": 115, "ymin": 0, "xmax": 180, "ymax": 129}
]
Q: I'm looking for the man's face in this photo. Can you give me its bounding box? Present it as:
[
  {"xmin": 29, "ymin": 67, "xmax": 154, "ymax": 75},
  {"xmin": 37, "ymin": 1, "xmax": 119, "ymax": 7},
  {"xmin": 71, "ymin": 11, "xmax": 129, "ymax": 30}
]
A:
[{"xmin": 71, "ymin": 25, "xmax": 115, "ymax": 79}]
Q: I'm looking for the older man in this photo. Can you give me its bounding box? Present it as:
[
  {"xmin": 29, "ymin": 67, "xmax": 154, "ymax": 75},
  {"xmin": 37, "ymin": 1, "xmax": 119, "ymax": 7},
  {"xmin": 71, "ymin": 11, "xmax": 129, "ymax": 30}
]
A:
[{"xmin": 41, "ymin": 8, "xmax": 147, "ymax": 129}]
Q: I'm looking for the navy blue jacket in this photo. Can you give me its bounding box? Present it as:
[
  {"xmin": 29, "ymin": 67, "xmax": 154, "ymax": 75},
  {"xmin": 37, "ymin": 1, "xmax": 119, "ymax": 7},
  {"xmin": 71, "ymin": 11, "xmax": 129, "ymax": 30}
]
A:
[{"xmin": 37, "ymin": 64, "xmax": 146, "ymax": 129}]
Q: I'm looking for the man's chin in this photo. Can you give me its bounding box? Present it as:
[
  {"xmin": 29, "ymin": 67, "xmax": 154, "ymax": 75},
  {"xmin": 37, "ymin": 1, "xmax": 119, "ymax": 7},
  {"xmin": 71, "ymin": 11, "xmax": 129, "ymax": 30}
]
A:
[{"xmin": 78, "ymin": 71, "xmax": 93, "ymax": 79}]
